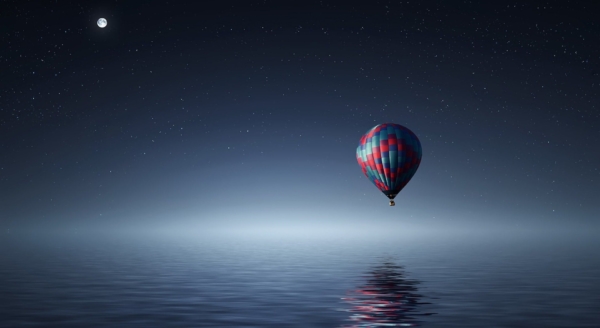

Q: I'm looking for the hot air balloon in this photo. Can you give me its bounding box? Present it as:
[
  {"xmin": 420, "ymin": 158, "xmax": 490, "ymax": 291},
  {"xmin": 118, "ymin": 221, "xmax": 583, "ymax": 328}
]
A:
[{"xmin": 356, "ymin": 123, "xmax": 422, "ymax": 206}]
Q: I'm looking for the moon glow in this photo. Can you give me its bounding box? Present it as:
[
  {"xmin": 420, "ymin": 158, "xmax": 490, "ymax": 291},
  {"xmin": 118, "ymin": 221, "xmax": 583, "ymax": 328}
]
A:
[{"xmin": 97, "ymin": 18, "xmax": 107, "ymax": 28}]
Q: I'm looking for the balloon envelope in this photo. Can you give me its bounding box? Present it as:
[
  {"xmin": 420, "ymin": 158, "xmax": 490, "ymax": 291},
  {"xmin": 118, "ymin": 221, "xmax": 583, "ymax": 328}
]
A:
[{"xmin": 356, "ymin": 123, "xmax": 422, "ymax": 200}]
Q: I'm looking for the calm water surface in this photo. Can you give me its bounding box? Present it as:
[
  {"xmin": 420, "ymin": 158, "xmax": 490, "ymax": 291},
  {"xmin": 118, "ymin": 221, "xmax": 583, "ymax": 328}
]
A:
[{"xmin": 1, "ymin": 231, "xmax": 598, "ymax": 327}]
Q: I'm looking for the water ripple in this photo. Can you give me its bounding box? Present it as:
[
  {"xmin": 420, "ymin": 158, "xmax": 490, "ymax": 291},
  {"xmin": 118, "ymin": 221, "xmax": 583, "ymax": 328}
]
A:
[{"xmin": 339, "ymin": 260, "xmax": 436, "ymax": 327}]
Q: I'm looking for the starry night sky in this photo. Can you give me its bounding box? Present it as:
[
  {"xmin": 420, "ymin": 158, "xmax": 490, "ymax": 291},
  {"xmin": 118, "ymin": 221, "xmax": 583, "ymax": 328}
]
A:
[{"xmin": 1, "ymin": 1, "xmax": 599, "ymax": 233}]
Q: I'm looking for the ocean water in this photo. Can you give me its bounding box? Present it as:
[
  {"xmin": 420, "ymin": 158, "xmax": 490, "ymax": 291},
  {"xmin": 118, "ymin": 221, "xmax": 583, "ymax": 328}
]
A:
[{"xmin": 0, "ymin": 230, "xmax": 599, "ymax": 327}]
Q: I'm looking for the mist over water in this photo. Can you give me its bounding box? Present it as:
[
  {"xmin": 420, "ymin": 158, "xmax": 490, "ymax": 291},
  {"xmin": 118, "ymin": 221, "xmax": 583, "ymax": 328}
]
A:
[{"xmin": 1, "ymin": 227, "xmax": 599, "ymax": 327}]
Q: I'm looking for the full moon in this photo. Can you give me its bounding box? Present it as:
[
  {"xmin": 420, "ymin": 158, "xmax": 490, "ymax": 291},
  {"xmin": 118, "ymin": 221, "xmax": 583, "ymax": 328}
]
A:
[{"xmin": 97, "ymin": 18, "xmax": 107, "ymax": 28}]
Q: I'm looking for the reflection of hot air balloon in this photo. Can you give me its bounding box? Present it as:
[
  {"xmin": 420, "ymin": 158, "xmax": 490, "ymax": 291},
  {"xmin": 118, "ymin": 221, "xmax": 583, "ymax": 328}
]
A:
[
  {"xmin": 356, "ymin": 123, "xmax": 422, "ymax": 206},
  {"xmin": 339, "ymin": 261, "xmax": 435, "ymax": 327}
]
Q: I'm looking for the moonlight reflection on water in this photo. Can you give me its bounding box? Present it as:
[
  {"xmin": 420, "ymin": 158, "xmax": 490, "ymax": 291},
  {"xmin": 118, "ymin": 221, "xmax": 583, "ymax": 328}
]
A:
[{"xmin": 340, "ymin": 260, "xmax": 436, "ymax": 327}]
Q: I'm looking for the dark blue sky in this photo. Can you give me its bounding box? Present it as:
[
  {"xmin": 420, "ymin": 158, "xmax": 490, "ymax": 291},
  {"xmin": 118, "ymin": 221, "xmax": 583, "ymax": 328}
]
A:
[{"xmin": 1, "ymin": 0, "xmax": 598, "ymax": 233}]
